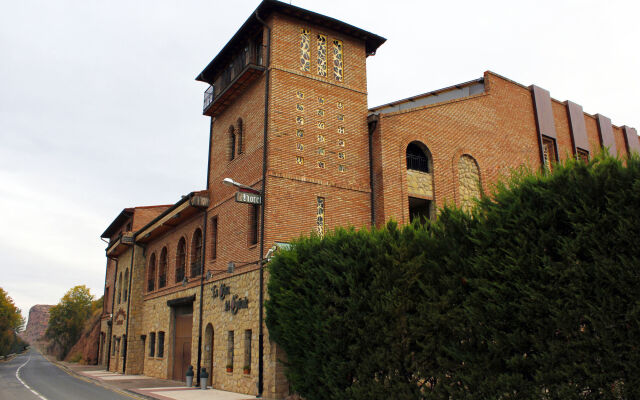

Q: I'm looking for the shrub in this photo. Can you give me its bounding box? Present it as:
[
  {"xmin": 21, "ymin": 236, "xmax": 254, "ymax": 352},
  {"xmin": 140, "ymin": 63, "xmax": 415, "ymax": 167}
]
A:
[{"xmin": 266, "ymin": 152, "xmax": 640, "ymax": 399}]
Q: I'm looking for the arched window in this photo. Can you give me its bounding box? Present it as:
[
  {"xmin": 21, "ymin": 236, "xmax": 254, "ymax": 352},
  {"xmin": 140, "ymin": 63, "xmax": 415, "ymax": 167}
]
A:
[
  {"xmin": 236, "ymin": 118, "xmax": 243, "ymax": 155},
  {"xmin": 176, "ymin": 238, "xmax": 186, "ymax": 283},
  {"xmin": 159, "ymin": 247, "xmax": 167, "ymax": 288},
  {"xmin": 148, "ymin": 253, "xmax": 156, "ymax": 292},
  {"xmin": 229, "ymin": 125, "xmax": 236, "ymax": 161},
  {"xmin": 190, "ymin": 229, "xmax": 203, "ymax": 278},
  {"xmin": 406, "ymin": 142, "xmax": 431, "ymax": 173},
  {"xmin": 117, "ymin": 272, "xmax": 122, "ymax": 304},
  {"xmin": 123, "ymin": 269, "xmax": 129, "ymax": 302}
]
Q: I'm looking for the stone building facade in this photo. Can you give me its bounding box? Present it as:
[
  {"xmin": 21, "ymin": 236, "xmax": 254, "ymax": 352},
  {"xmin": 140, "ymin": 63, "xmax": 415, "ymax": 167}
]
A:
[{"xmin": 97, "ymin": 1, "xmax": 640, "ymax": 399}]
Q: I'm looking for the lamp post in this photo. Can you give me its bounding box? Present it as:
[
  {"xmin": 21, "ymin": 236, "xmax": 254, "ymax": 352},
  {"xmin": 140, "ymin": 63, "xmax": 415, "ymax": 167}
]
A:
[
  {"xmin": 222, "ymin": 178, "xmax": 261, "ymax": 194},
  {"xmin": 222, "ymin": 177, "xmax": 265, "ymax": 397}
]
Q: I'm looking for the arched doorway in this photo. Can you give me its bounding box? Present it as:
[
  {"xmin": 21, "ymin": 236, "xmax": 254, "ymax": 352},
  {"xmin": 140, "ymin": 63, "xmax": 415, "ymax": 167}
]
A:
[{"xmin": 203, "ymin": 323, "xmax": 214, "ymax": 388}]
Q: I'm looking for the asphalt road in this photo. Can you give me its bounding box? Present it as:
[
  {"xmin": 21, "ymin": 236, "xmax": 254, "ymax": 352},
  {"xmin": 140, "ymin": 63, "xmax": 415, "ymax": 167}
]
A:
[{"xmin": 0, "ymin": 349, "xmax": 132, "ymax": 400}]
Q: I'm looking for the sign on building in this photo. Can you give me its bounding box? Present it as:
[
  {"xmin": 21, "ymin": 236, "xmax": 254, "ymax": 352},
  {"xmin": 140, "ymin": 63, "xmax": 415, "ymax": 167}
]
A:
[{"xmin": 235, "ymin": 191, "xmax": 262, "ymax": 205}]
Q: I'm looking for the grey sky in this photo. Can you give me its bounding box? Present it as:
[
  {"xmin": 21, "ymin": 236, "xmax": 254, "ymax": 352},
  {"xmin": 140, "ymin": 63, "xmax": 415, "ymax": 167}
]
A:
[{"xmin": 1, "ymin": 0, "xmax": 638, "ymax": 321}]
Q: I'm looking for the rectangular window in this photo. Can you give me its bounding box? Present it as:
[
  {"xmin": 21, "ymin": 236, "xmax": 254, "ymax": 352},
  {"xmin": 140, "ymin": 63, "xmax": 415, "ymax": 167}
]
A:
[
  {"xmin": 332, "ymin": 39, "xmax": 343, "ymax": 81},
  {"xmin": 227, "ymin": 331, "xmax": 235, "ymax": 371},
  {"xmin": 248, "ymin": 205, "xmax": 259, "ymax": 246},
  {"xmin": 112, "ymin": 335, "xmax": 117, "ymax": 356},
  {"xmin": 121, "ymin": 335, "xmax": 126, "ymax": 356},
  {"xmin": 317, "ymin": 197, "xmax": 325, "ymax": 238},
  {"xmin": 317, "ymin": 34, "xmax": 327, "ymax": 77},
  {"xmin": 243, "ymin": 330, "xmax": 252, "ymax": 373},
  {"xmin": 149, "ymin": 332, "xmax": 155, "ymax": 357},
  {"xmin": 157, "ymin": 331, "xmax": 165, "ymax": 358},
  {"xmin": 409, "ymin": 197, "xmax": 431, "ymax": 223},
  {"xmin": 299, "ymin": 28, "xmax": 310, "ymax": 72},
  {"xmin": 577, "ymin": 148, "xmax": 589, "ymax": 162},
  {"xmin": 542, "ymin": 136, "xmax": 557, "ymax": 172},
  {"xmin": 210, "ymin": 216, "xmax": 218, "ymax": 260}
]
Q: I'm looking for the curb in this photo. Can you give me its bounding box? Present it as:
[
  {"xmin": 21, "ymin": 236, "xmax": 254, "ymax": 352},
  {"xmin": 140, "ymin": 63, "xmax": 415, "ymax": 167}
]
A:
[{"xmin": 40, "ymin": 350, "xmax": 146, "ymax": 400}]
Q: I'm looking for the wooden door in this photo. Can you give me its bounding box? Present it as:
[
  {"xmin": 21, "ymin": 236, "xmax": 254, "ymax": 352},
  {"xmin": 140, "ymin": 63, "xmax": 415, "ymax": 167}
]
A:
[{"xmin": 172, "ymin": 307, "xmax": 193, "ymax": 381}]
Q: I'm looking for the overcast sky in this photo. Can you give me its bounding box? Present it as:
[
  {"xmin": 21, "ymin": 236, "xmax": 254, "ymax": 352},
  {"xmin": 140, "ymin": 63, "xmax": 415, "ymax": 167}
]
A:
[{"xmin": 1, "ymin": 0, "xmax": 638, "ymax": 323}]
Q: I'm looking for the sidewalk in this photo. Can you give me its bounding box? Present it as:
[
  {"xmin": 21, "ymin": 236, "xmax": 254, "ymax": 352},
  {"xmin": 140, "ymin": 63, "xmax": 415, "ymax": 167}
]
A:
[{"xmin": 59, "ymin": 362, "xmax": 257, "ymax": 400}]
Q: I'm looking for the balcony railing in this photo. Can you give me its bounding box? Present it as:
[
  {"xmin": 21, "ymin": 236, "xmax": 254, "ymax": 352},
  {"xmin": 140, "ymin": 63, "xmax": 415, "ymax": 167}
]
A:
[
  {"xmin": 203, "ymin": 85, "xmax": 214, "ymax": 111},
  {"xmin": 203, "ymin": 41, "xmax": 265, "ymax": 116},
  {"xmin": 406, "ymin": 154, "xmax": 430, "ymax": 173}
]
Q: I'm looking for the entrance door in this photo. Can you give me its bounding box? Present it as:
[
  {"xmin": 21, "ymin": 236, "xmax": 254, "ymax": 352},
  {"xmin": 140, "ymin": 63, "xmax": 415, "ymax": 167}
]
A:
[{"xmin": 172, "ymin": 306, "xmax": 193, "ymax": 381}]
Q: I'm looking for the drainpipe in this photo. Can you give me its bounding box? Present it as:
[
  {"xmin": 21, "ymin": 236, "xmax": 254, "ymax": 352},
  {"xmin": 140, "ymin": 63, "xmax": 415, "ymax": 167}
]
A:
[
  {"xmin": 254, "ymin": 9, "xmax": 271, "ymax": 398},
  {"xmin": 195, "ymin": 211, "xmax": 208, "ymax": 386},
  {"xmin": 122, "ymin": 243, "xmax": 136, "ymax": 374},
  {"xmin": 106, "ymin": 258, "xmax": 119, "ymax": 371},
  {"xmin": 368, "ymin": 116, "xmax": 379, "ymax": 226}
]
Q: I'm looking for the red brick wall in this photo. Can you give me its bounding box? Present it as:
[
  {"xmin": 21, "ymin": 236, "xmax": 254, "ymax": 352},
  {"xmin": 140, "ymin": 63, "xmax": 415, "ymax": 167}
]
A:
[{"xmin": 143, "ymin": 214, "xmax": 205, "ymax": 300}]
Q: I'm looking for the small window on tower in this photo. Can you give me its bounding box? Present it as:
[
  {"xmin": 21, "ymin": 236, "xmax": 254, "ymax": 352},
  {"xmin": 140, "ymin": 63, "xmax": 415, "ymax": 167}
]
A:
[
  {"xmin": 542, "ymin": 136, "xmax": 557, "ymax": 172},
  {"xmin": 577, "ymin": 148, "xmax": 589, "ymax": 162}
]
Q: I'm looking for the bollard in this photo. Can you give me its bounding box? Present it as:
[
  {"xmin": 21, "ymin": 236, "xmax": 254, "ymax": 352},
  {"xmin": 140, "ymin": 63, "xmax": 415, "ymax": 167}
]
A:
[
  {"xmin": 185, "ymin": 365, "xmax": 194, "ymax": 387},
  {"xmin": 200, "ymin": 367, "xmax": 209, "ymax": 390}
]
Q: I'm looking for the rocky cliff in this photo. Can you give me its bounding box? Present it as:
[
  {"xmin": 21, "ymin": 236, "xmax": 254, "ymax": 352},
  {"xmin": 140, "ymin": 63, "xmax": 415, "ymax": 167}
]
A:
[
  {"xmin": 20, "ymin": 305, "xmax": 52, "ymax": 345},
  {"xmin": 64, "ymin": 309, "xmax": 101, "ymax": 364}
]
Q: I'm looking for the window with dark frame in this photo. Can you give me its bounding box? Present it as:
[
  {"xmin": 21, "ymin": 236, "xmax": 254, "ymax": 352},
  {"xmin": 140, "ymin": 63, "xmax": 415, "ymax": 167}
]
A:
[
  {"xmin": 244, "ymin": 330, "xmax": 252, "ymax": 373},
  {"xmin": 248, "ymin": 205, "xmax": 259, "ymax": 246},
  {"xmin": 117, "ymin": 272, "xmax": 122, "ymax": 304},
  {"xmin": 123, "ymin": 269, "xmax": 129, "ymax": 302},
  {"xmin": 159, "ymin": 247, "xmax": 167, "ymax": 288},
  {"xmin": 406, "ymin": 142, "xmax": 430, "ymax": 173},
  {"xmin": 236, "ymin": 118, "xmax": 243, "ymax": 155},
  {"xmin": 176, "ymin": 238, "xmax": 186, "ymax": 283},
  {"xmin": 409, "ymin": 197, "xmax": 431, "ymax": 224},
  {"xmin": 149, "ymin": 332, "xmax": 155, "ymax": 357},
  {"xmin": 542, "ymin": 136, "xmax": 558, "ymax": 172},
  {"xmin": 112, "ymin": 335, "xmax": 116, "ymax": 355},
  {"xmin": 227, "ymin": 331, "xmax": 234, "ymax": 370},
  {"xmin": 210, "ymin": 217, "xmax": 218, "ymax": 260},
  {"xmin": 577, "ymin": 148, "xmax": 589, "ymax": 163},
  {"xmin": 229, "ymin": 125, "xmax": 236, "ymax": 161},
  {"xmin": 157, "ymin": 331, "xmax": 165, "ymax": 358},
  {"xmin": 191, "ymin": 229, "xmax": 203, "ymax": 278},
  {"xmin": 148, "ymin": 254, "xmax": 156, "ymax": 292}
]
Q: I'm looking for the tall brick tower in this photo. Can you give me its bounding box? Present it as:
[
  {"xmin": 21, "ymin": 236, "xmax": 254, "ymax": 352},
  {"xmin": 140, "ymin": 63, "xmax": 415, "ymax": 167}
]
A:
[{"xmin": 197, "ymin": 0, "xmax": 385, "ymax": 261}]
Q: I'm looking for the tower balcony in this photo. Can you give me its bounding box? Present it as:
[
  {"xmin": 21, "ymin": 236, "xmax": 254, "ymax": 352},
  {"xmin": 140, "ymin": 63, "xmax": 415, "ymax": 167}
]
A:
[{"xmin": 202, "ymin": 45, "xmax": 265, "ymax": 117}]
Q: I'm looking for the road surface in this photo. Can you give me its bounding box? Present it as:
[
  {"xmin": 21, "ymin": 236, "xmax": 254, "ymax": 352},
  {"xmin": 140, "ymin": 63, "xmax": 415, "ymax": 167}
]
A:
[{"xmin": 0, "ymin": 349, "xmax": 132, "ymax": 400}]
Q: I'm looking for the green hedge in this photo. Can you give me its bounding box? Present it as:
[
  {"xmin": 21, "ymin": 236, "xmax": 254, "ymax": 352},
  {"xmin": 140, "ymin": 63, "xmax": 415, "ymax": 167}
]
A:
[{"xmin": 266, "ymin": 152, "xmax": 640, "ymax": 399}]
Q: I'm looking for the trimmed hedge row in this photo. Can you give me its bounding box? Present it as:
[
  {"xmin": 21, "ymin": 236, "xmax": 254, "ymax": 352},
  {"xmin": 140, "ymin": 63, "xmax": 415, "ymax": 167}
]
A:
[{"xmin": 266, "ymin": 153, "xmax": 640, "ymax": 399}]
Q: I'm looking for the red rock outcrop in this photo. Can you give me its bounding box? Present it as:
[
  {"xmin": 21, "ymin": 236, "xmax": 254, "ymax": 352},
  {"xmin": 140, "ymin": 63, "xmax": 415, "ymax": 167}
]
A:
[
  {"xmin": 20, "ymin": 305, "xmax": 52, "ymax": 345},
  {"xmin": 64, "ymin": 309, "xmax": 101, "ymax": 364}
]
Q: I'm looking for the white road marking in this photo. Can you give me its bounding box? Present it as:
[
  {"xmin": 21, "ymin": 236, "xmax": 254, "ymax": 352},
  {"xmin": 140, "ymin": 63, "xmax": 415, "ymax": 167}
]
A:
[{"xmin": 15, "ymin": 354, "xmax": 48, "ymax": 400}]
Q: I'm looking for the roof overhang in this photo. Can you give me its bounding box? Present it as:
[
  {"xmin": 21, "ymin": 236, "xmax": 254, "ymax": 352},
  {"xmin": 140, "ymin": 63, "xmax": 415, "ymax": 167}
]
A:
[
  {"xmin": 195, "ymin": 0, "xmax": 386, "ymax": 84},
  {"xmin": 105, "ymin": 233, "xmax": 135, "ymax": 257},
  {"xmin": 101, "ymin": 209, "xmax": 134, "ymax": 239},
  {"xmin": 135, "ymin": 192, "xmax": 209, "ymax": 244}
]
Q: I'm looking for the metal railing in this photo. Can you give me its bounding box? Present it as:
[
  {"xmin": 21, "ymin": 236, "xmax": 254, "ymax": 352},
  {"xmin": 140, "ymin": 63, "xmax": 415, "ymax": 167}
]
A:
[
  {"xmin": 406, "ymin": 154, "xmax": 430, "ymax": 172},
  {"xmin": 203, "ymin": 85, "xmax": 214, "ymax": 111},
  {"xmin": 203, "ymin": 41, "xmax": 264, "ymax": 112}
]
